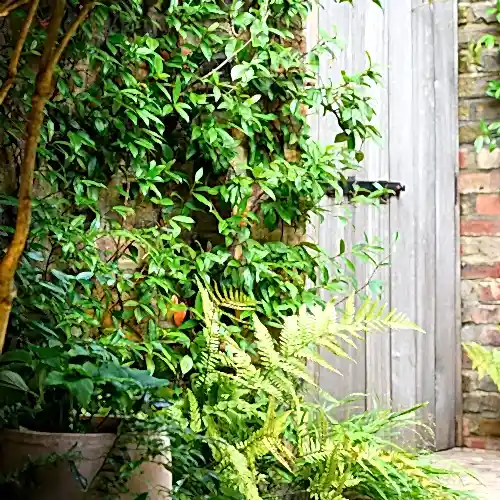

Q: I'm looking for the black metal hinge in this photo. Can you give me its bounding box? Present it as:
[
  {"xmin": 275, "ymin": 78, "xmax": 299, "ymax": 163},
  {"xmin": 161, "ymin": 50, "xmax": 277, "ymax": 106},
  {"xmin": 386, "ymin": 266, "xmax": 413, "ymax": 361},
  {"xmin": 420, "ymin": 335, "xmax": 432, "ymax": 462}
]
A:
[{"xmin": 327, "ymin": 176, "xmax": 406, "ymax": 201}]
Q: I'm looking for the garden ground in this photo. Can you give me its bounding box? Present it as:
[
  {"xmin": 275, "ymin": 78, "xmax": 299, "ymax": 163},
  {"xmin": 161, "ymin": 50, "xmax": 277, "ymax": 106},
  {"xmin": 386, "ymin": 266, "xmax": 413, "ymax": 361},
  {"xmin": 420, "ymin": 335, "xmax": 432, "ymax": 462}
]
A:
[{"xmin": 435, "ymin": 449, "xmax": 500, "ymax": 497}]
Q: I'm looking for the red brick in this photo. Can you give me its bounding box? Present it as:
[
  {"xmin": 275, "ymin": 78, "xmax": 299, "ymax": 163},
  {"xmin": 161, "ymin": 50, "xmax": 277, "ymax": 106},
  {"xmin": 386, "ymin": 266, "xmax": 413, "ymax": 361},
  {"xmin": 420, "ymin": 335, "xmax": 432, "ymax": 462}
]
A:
[
  {"xmin": 459, "ymin": 148, "xmax": 469, "ymax": 169},
  {"xmin": 480, "ymin": 282, "xmax": 500, "ymax": 302},
  {"xmin": 461, "ymin": 218, "xmax": 500, "ymax": 235},
  {"xmin": 479, "ymin": 326, "xmax": 500, "ymax": 346},
  {"xmin": 462, "ymin": 348, "xmax": 473, "ymax": 369},
  {"xmin": 459, "ymin": 171, "xmax": 500, "ymax": 194},
  {"xmin": 462, "ymin": 304, "xmax": 500, "ymax": 325},
  {"xmin": 462, "ymin": 263, "xmax": 500, "ymax": 279},
  {"xmin": 464, "ymin": 436, "xmax": 487, "ymax": 449},
  {"xmin": 476, "ymin": 194, "xmax": 500, "ymax": 215}
]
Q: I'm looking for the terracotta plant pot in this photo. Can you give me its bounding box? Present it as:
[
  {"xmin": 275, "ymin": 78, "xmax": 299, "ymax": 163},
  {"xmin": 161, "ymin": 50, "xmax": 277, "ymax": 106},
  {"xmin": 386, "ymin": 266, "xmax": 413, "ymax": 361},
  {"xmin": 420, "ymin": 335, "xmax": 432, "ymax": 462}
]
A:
[
  {"xmin": 0, "ymin": 428, "xmax": 116, "ymax": 500},
  {"xmin": 120, "ymin": 432, "xmax": 172, "ymax": 500}
]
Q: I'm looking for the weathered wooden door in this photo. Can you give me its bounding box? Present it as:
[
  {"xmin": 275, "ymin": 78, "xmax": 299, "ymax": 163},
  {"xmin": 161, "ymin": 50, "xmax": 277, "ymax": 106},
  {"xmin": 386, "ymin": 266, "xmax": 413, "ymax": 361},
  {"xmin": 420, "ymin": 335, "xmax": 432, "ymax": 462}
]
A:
[{"xmin": 307, "ymin": 0, "xmax": 458, "ymax": 450}]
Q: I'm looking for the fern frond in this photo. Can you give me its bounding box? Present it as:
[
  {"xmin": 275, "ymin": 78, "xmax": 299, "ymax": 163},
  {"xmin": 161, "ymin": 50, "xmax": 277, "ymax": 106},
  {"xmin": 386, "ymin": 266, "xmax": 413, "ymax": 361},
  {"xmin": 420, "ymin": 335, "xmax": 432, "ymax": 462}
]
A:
[
  {"xmin": 186, "ymin": 389, "xmax": 202, "ymax": 433},
  {"xmin": 341, "ymin": 297, "xmax": 423, "ymax": 333},
  {"xmin": 464, "ymin": 342, "xmax": 500, "ymax": 389},
  {"xmin": 196, "ymin": 277, "xmax": 217, "ymax": 328},
  {"xmin": 253, "ymin": 314, "xmax": 281, "ymax": 368},
  {"xmin": 219, "ymin": 443, "xmax": 261, "ymax": 500},
  {"xmin": 211, "ymin": 281, "xmax": 258, "ymax": 311},
  {"xmin": 239, "ymin": 398, "xmax": 294, "ymax": 472}
]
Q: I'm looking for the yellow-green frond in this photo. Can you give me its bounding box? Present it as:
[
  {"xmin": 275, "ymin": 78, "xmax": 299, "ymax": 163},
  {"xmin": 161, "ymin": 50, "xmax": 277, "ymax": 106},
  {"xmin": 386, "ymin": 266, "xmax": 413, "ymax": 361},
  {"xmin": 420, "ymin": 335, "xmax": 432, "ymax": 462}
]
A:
[
  {"xmin": 186, "ymin": 389, "xmax": 202, "ymax": 433},
  {"xmin": 464, "ymin": 342, "xmax": 500, "ymax": 389}
]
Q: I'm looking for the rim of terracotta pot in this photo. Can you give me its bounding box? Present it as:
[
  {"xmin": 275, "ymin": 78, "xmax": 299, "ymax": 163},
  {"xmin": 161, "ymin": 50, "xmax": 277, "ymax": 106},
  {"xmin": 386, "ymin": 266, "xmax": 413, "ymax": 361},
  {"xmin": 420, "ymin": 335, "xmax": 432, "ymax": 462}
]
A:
[{"xmin": 1, "ymin": 428, "xmax": 116, "ymax": 439}]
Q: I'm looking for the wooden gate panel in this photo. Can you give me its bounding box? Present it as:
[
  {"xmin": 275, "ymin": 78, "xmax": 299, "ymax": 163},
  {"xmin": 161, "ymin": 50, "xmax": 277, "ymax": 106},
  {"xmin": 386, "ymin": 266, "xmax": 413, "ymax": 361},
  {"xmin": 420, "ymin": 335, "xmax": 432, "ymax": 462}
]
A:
[{"xmin": 308, "ymin": 0, "xmax": 458, "ymax": 450}]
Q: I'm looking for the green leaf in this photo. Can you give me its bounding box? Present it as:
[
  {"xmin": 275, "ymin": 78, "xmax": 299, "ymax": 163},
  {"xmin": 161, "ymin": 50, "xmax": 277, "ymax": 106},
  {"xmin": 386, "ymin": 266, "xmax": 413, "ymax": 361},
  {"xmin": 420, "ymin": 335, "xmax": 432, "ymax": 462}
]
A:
[
  {"xmin": 174, "ymin": 104, "xmax": 190, "ymax": 122},
  {"xmin": 76, "ymin": 272, "xmax": 94, "ymax": 281},
  {"xmin": 69, "ymin": 378, "xmax": 94, "ymax": 407},
  {"xmin": 0, "ymin": 370, "xmax": 30, "ymax": 392},
  {"xmin": 234, "ymin": 12, "xmax": 254, "ymax": 27},
  {"xmin": 153, "ymin": 55, "xmax": 164, "ymax": 74},
  {"xmin": 231, "ymin": 64, "xmax": 248, "ymax": 81},
  {"xmin": 225, "ymin": 39, "xmax": 237, "ymax": 58},
  {"xmin": 0, "ymin": 350, "xmax": 32, "ymax": 365},
  {"xmin": 146, "ymin": 38, "xmax": 159, "ymax": 50},
  {"xmin": 195, "ymin": 168, "xmax": 203, "ymax": 183},
  {"xmin": 151, "ymin": 197, "xmax": 174, "ymax": 206},
  {"xmin": 180, "ymin": 355, "xmax": 193, "ymax": 375},
  {"xmin": 173, "ymin": 76, "xmax": 182, "ymax": 103},
  {"xmin": 193, "ymin": 193, "xmax": 212, "ymax": 208},
  {"xmin": 172, "ymin": 215, "xmax": 195, "ymax": 224},
  {"xmin": 200, "ymin": 42, "xmax": 212, "ymax": 61},
  {"xmin": 128, "ymin": 143, "xmax": 139, "ymax": 157}
]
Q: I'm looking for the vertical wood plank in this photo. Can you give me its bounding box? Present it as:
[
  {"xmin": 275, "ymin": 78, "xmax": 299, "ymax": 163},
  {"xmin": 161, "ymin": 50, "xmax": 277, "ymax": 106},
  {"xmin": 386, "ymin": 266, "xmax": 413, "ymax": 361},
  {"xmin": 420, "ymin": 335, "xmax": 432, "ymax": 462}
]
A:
[
  {"xmin": 346, "ymin": 0, "xmax": 369, "ymax": 416},
  {"xmin": 434, "ymin": 0, "xmax": 458, "ymax": 451},
  {"xmin": 387, "ymin": 0, "xmax": 418, "ymax": 439},
  {"xmin": 305, "ymin": 0, "xmax": 320, "ymax": 386},
  {"xmin": 310, "ymin": 0, "xmax": 458, "ymax": 449},
  {"xmin": 412, "ymin": 0, "xmax": 437, "ymax": 442},
  {"xmin": 315, "ymin": 1, "xmax": 367, "ymax": 418},
  {"xmin": 364, "ymin": 0, "xmax": 392, "ymax": 411}
]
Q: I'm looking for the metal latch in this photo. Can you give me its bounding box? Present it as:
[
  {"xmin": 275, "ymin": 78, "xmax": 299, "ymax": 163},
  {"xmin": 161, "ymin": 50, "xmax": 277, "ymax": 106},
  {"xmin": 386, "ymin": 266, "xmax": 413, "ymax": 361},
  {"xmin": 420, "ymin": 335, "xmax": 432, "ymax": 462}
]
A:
[{"xmin": 327, "ymin": 176, "xmax": 406, "ymax": 202}]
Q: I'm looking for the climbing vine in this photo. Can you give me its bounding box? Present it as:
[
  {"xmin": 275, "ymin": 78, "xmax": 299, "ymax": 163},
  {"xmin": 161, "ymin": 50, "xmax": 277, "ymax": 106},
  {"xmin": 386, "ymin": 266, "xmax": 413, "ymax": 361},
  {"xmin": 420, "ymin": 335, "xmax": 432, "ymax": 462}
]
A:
[
  {"xmin": 471, "ymin": 1, "xmax": 500, "ymax": 150},
  {"xmin": 1, "ymin": 0, "xmax": 383, "ymax": 360}
]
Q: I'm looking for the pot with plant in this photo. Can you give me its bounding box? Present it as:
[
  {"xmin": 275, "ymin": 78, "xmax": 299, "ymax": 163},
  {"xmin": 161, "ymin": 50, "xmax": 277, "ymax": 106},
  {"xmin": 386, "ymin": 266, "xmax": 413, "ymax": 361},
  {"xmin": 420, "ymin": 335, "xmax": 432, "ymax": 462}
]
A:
[{"xmin": 0, "ymin": 336, "xmax": 172, "ymax": 500}]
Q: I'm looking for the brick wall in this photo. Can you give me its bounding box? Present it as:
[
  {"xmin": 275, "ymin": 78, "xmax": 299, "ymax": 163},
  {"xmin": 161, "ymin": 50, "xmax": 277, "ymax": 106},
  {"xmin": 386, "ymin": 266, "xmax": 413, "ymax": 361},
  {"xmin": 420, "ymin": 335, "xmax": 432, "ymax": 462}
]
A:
[{"xmin": 459, "ymin": 0, "xmax": 500, "ymax": 450}]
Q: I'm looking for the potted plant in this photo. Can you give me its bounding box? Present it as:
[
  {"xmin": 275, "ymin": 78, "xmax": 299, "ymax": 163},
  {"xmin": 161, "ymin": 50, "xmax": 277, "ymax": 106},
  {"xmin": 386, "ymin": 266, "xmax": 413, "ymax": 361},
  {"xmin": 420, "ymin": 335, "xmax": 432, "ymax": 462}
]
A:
[{"xmin": 0, "ymin": 335, "xmax": 171, "ymax": 500}]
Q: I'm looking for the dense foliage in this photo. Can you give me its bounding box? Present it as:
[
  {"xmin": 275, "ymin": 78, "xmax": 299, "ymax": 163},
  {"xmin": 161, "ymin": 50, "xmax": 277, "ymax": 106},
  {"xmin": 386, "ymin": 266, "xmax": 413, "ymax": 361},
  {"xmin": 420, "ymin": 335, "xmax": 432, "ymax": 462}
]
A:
[{"xmin": 0, "ymin": 0, "xmax": 471, "ymax": 498}]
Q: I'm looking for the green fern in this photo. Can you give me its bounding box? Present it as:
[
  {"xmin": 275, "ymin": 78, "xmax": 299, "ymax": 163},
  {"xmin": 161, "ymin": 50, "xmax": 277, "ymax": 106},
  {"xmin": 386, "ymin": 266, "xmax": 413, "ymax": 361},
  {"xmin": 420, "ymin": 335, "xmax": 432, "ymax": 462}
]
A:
[
  {"xmin": 185, "ymin": 283, "xmax": 464, "ymax": 500},
  {"xmin": 186, "ymin": 389, "xmax": 202, "ymax": 433},
  {"xmin": 210, "ymin": 281, "xmax": 258, "ymax": 311},
  {"xmin": 464, "ymin": 342, "xmax": 500, "ymax": 389}
]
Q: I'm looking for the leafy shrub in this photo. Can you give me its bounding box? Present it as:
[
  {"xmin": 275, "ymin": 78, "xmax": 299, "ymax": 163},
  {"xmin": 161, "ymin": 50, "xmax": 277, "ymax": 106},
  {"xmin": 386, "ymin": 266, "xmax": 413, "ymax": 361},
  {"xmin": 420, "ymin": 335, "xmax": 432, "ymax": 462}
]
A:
[{"xmin": 155, "ymin": 284, "xmax": 469, "ymax": 500}]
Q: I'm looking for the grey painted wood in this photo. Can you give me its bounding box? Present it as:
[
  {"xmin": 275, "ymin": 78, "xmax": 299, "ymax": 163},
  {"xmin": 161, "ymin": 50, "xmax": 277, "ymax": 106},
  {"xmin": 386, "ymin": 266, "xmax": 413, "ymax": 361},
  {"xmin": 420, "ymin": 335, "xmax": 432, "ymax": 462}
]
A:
[
  {"xmin": 309, "ymin": 0, "xmax": 458, "ymax": 450},
  {"xmin": 387, "ymin": 0, "xmax": 418, "ymax": 444},
  {"xmin": 363, "ymin": 0, "xmax": 391, "ymax": 412},
  {"xmin": 314, "ymin": 1, "xmax": 367, "ymax": 418},
  {"xmin": 433, "ymin": 0, "xmax": 459, "ymax": 451},
  {"xmin": 412, "ymin": 0, "xmax": 437, "ymax": 440}
]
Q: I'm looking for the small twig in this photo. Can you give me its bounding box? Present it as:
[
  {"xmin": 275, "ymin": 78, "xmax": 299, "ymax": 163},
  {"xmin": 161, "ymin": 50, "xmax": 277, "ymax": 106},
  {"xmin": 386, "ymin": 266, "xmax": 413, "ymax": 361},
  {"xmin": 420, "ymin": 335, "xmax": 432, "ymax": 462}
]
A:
[
  {"xmin": 199, "ymin": 39, "xmax": 251, "ymax": 83},
  {"xmin": 0, "ymin": 0, "xmax": 29, "ymax": 17},
  {"xmin": 52, "ymin": 1, "xmax": 96, "ymax": 66},
  {"xmin": 334, "ymin": 253, "xmax": 391, "ymax": 307},
  {"xmin": 0, "ymin": 0, "xmax": 40, "ymax": 105}
]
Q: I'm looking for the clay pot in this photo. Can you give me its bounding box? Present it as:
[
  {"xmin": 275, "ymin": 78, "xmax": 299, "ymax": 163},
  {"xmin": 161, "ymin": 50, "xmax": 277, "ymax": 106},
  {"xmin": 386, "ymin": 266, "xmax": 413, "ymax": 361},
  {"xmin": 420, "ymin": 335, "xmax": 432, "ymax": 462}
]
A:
[
  {"xmin": 0, "ymin": 428, "xmax": 116, "ymax": 500},
  {"xmin": 119, "ymin": 432, "xmax": 172, "ymax": 500}
]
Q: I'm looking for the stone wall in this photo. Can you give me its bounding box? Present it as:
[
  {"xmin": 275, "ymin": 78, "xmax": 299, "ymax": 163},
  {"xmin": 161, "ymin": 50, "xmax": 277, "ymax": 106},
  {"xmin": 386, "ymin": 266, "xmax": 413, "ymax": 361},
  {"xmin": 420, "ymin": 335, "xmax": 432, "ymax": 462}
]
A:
[{"xmin": 459, "ymin": 0, "xmax": 500, "ymax": 450}]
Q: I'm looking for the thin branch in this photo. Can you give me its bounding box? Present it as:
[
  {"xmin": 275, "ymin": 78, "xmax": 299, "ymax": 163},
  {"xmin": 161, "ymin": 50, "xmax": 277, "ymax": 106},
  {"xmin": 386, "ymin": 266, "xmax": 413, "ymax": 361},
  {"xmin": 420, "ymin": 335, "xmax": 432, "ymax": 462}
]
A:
[
  {"xmin": 0, "ymin": 0, "xmax": 29, "ymax": 18},
  {"xmin": 199, "ymin": 39, "xmax": 251, "ymax": 83},
  {"xmin": 52, "ymin": 1, "xmax": 96, "ymax": 66},
  {"xmin": 0, "ymin": 0, "xmax": 40, "ymax": 106},
  {"xmin": 0, "ymin": 0, "xmax": 96, "ymax": 352},
  {"xmin": 38, "ymin": 0, "xmax": 65, "ymax": 72},
  {"xmin": 333, "ymin": 253, "xmax": 391, "ymax": 307}
]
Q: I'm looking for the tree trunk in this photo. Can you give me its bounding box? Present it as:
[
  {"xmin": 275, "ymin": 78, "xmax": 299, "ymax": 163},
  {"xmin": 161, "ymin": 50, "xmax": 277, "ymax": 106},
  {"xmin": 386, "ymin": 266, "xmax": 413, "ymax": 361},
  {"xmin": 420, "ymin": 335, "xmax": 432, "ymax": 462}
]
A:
[{"xmin": 0, "ymin": 0, "xmax": 95, "ymax": 351}]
